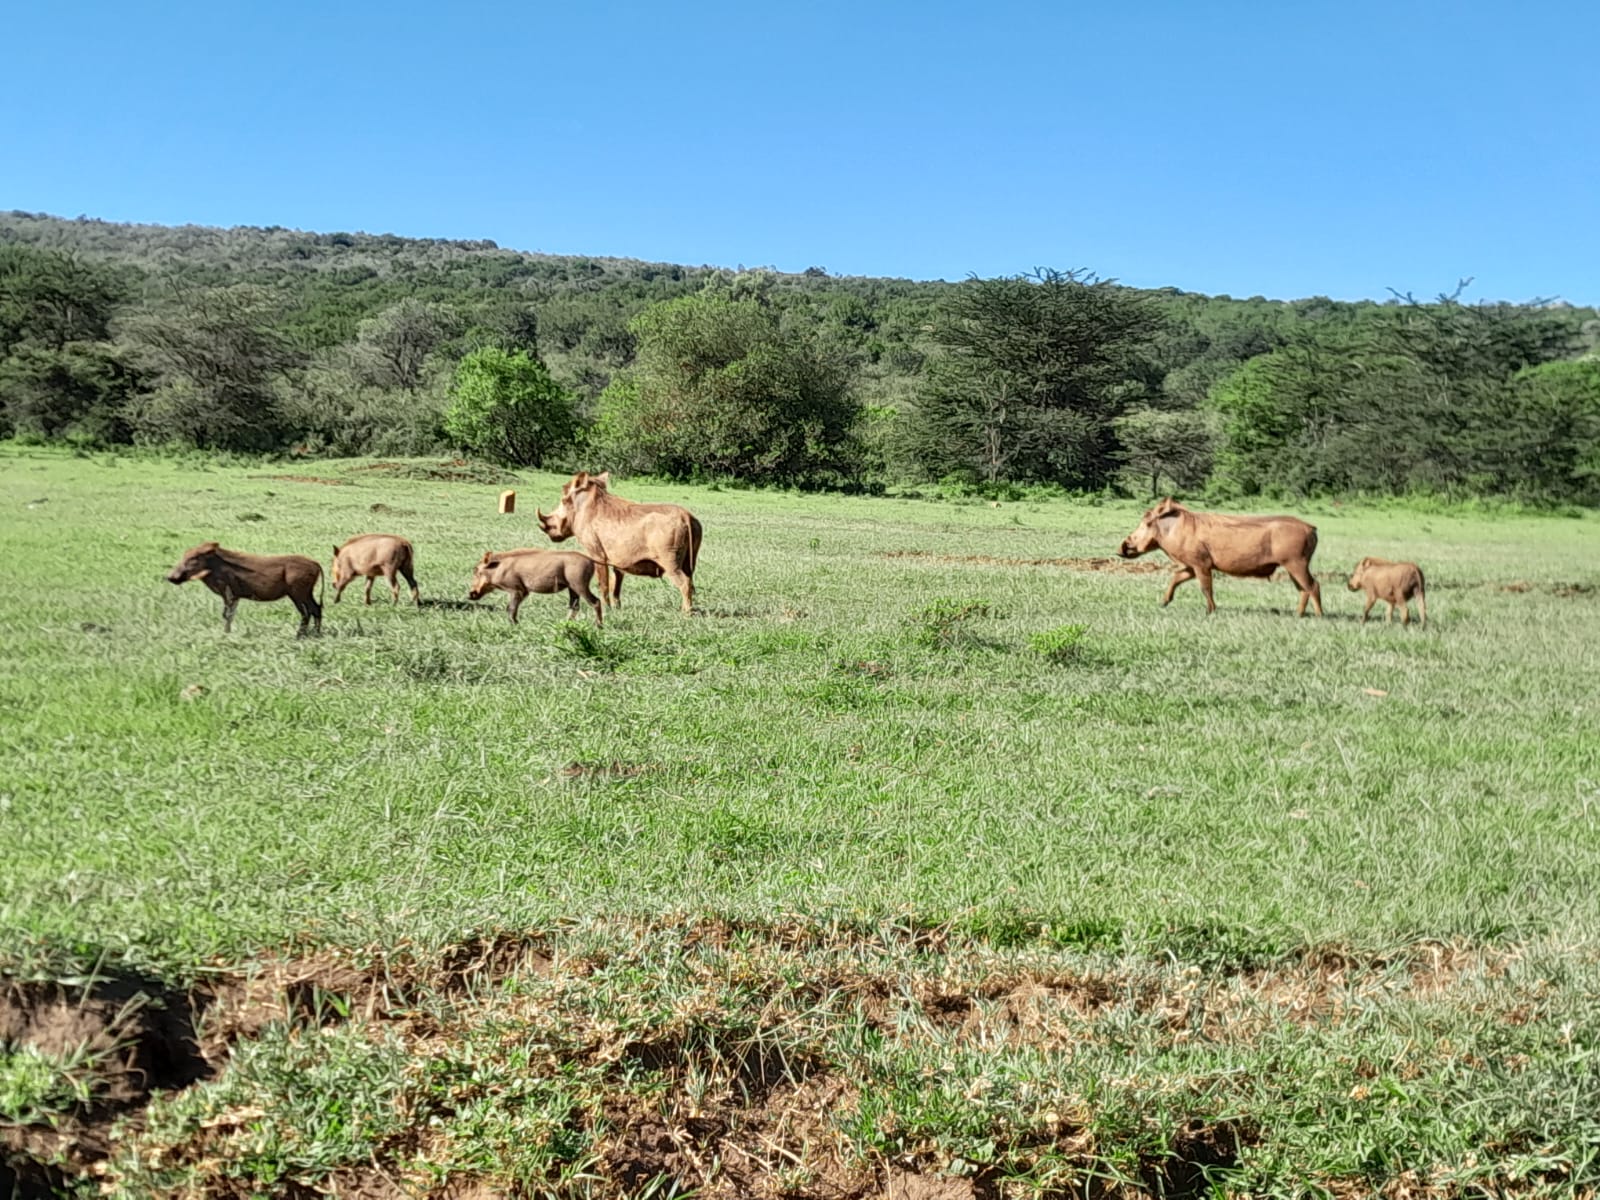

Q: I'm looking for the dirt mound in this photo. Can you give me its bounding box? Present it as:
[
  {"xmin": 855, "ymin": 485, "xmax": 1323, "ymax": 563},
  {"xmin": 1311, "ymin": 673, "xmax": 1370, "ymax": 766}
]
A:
[
  {"xmin": 3, "ymin": 931, "xmax": 1521, "ymax": 1199},
  {"xmin": 878, "ymin": 550, "xmax": 1167, "ymax": 574},
  {"xmin": 0, "ymin": 973, "xmax": 212, "ymax": 1189},
  {"xmin": 250, "ymin": 473, "xmax": 349, "ymax": 486},
  {"xmin": 351, "ymin": 459, "xmax": 517, "ymax": 485},
  {"xmin": 1505, "ymin": 580, "xmax": 1597, "ymax": 598}
]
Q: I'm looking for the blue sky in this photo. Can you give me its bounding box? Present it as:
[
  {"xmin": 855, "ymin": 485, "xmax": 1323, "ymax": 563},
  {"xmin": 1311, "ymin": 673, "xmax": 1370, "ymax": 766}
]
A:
[{"xmin": 4, "ymin": 0, "xmax": 1595, "ymax": 303}]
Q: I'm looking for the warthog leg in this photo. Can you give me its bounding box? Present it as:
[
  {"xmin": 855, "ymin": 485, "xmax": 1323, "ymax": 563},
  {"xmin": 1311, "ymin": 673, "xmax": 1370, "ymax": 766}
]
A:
[
  {"xmin": 665, "ymin": 566, "xmax": 695, "ymax": 614},
  {"xmin": 1284, "ymin": 561, "xmax": 1324, "ymax": 617},
  {"xmin": 291, "ymin": 591, "xmax": 322, "ymax": 638},
  {"xmin": 1161, "ymin": 566, "xmax": 1196, "ymax": 607},
  {"xmin": 1361, "ymin": 595, "xmax": 1376, "ymax": 624},
  {"xmin": 222, "ymin": 589, "xmax": 238, "ymax": 633}
]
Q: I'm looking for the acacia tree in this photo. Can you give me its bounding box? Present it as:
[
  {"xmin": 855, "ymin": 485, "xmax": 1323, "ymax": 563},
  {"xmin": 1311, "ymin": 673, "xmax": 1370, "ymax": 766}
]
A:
[
  {"xmin": 1114, "ymin": 408, "xmax": 1215, "ymax": 496},
  {"xmin": 354, "ymin": 299, "xmax": 462, "ymax": 392},
  {"xmin": 0, "ymin": 246, "xmax": 136, "ymax": 442},
  {"xmin": 120, "ymin": 283, "xmax": 301, "ymax": 450},
  {"xmin": 910, "ymin": 269, "xmax": 1157, "ymax": 488},
  {"xmin": 0, "ymin": 246, "xmax": 124, "ymax": 352},
  {"xmin": 443, "ymin": 347, "xmax": 576, "ymax": 466}
]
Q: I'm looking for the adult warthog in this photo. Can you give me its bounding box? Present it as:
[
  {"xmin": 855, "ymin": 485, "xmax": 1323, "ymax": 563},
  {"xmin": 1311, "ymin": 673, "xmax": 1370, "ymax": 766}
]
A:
[
  {"xmin": 1118, "ymin": 498, "xmax": 1323, "ymax": 616},
  {"xmin": 536, "ymin": 471, "xmax": 702, "ymax": 613}
]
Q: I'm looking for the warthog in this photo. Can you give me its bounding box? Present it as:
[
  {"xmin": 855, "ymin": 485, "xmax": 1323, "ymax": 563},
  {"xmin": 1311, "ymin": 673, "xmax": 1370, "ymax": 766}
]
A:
[
  {"xmin": 331, "ymin": 534, "xmax": 420, "ymax": 606},
  {"xmin": 1119, "ymin": 497, "xmax": 1324, "ymax": 616},
  {"xmin": 536, "ymin": 471, "xmax": 701, "ymax": 613},
  {"xmin": 166, "ymin": 542, "xmax": 323, "ymax": 636},
  {"xmin": 1348, "ymin": 557, "xmax": 1427, "ymax": 626},
  {"xmin": 467, "ymin": 549, "xmax": 602, "ymax": 625}
]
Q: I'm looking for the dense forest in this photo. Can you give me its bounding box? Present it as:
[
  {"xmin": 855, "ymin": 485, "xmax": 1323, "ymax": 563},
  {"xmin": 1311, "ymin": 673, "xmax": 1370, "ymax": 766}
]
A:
[{"xmin": 3, "ymin": 211, "xmax": 1597, "ymax": 502}]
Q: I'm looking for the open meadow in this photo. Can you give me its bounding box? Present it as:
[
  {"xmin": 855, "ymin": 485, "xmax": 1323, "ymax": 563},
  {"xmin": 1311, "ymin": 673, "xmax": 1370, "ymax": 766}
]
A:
[{"xmin": 3, "ymin": 446, "xmax": 1599, "ymax": 1198}]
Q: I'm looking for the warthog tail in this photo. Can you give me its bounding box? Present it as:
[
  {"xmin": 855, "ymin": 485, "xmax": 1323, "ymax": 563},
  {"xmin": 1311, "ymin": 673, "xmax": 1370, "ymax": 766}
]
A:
[{"xmin": 685, "ymin": 512, "xmax": 702, "ymax": 574}]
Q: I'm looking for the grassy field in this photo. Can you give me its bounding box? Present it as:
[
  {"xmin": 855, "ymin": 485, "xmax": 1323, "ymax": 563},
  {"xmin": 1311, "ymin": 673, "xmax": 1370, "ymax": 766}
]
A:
[{"xmin": 2, "ymin": 445, "xmax": 1598, "ymax": 1198}]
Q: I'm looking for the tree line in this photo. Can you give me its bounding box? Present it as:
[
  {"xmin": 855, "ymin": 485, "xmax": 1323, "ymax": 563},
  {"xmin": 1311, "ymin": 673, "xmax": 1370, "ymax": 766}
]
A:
[{"xmin": 3, "ymin": 212, "xmax": 1597, "ymax": 503}]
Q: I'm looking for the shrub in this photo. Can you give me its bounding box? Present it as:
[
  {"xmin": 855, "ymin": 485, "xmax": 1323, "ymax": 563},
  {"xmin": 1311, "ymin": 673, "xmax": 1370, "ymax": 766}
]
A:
[
  {"xmin": 1030, "ymin": 623, "xmax": 1088, "ymax": 664},
  {"xmin": 911, "ymin": 598, "xmax": 991, "ymax": 648},
  {"xmin": 443, "ymin": 348, "xmax": 577, "ymax": 467}
]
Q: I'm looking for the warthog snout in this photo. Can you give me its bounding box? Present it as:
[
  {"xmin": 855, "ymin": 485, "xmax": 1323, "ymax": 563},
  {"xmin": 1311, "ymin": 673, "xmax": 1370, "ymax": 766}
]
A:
[{"xmin": 1118, "ymin": 540, "xmax": 1137, "ymax": 558}]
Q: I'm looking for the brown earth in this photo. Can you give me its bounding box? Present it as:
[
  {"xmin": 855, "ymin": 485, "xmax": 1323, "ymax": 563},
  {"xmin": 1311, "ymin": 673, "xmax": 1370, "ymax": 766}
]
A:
[
  {"xmin": 877, "ymin": 550, "xmax": 1167, "ymax": 574},
  {"xmin": 251, "ymin": 474, "xmax": 351, "ymax": 486},
  {"xmin": 0, "ymin": 928, "xmax": 1518, "ymax": 1199}
]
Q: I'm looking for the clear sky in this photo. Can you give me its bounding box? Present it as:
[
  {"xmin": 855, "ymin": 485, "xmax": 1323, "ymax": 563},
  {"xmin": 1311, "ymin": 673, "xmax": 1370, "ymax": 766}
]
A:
[{"xmin": 4, "ymin": 0, "xmax": 1596, "ymax": 303}]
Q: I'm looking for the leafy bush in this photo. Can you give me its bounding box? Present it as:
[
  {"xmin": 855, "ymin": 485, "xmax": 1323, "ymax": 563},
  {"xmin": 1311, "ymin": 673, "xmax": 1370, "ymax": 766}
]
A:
[
  {"xmin": 1030, "ymin": 623, "xmax": 1088, "ymax": 664},
  {"xmin": 443, "ymin": 347, "xmax": 576, "ymax": 466},
  {"xmin": 589, "ymin": 289, "xmax": 860, "ymax": 486},
  {"xmin": 911, "ymin": 598, "xmax": 992, "ymax": 648},
  {"xmin": 553, "ymin": 622, "xmax": 633, "ymax": 670}
]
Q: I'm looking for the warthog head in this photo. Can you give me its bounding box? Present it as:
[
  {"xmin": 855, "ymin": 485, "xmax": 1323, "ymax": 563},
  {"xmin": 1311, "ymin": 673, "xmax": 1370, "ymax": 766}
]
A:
[
  {"xmin": 330, "ymin": 546, "xmax": 352, "ymax": 590},
  {"xmin": 1347, "ymin": 557, "xmax": 1374, "ymax": 591},
  {"xmin": 167, "ymin": 541, "xmax": 221, "ymax": 585},
  {"xmin": 466, "ymin": 551, "xmax": 500, "ymax": 601},
  {"xmin": 1119, "ymin": 498, "xmax": 1182, "ymax": 559},
  {"xmin": 536, "ymin": 470, "xmax": 612, "ymax": 543}
]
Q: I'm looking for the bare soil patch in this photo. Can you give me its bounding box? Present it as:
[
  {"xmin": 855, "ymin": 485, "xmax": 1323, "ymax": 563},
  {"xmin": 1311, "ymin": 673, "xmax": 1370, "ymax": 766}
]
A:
[
  {"xmin": 0, "ymin": 973, "xmax": 212, "ymax": 1191},
  {"xmin": 350, "ymin": 460, "xmax": 517, "ymax": 485},
  {"xmin": 0, "ymin": 932, "xmax": 1527, "ymax": 1198},
  {"xmin": 251, "ymin": 473, "xmax": 351, "ymax": 486},
  {"xmin": 878, "ymin": 550, "xmax": 1167, "ymax": 575}
]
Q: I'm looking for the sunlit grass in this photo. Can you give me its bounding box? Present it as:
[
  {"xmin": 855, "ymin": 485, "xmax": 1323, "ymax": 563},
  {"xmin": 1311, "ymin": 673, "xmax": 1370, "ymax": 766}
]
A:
[{"xmin": 3, "ymin": 445, "xmax": 1599, "ymax": 1195}]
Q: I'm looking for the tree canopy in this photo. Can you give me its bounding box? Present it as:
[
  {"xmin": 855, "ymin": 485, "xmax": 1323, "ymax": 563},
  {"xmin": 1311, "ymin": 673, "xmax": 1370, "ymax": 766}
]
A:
[{"xmin": 2, "ymin": 211, "xmax": 1597, "ymax": 503}]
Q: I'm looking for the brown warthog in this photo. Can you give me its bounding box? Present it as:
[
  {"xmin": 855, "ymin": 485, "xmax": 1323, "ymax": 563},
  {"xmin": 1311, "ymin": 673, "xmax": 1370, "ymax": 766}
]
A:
[
  {"xmin": 1348, "ymin": 557, "xmax": 1427, "ymax": 626},
  {"xmin": 536, "ymin": 471, "xmax": 701, "ymax": 613},
  {"xmin": 166, "ymin": 542, "xmax": 324, "ymax": 636},
  {"xmin": 467, "ymin": 549, "xmax": 602, "ymax": 625},
  {"xmin": 1118, "ymin": 498, "xmax": 1323, "ymax": 616},
  {"xmin": 331, "ymin": 534, "xmax": 420, "ymax": 606}
]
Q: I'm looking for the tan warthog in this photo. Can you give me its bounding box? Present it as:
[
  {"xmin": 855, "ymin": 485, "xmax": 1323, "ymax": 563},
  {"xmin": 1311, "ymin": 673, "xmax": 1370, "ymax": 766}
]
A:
[
  {"xmin": 331, "ymin": 534, "xmax": 420, "ymax": 606},
  {"xmin": 1348, "ymin": 557, "xmax": 1427, "ymax": 626},
  {"xmin": 1118, "ymin": 498, "xmax": 1323, "ymax": 616},
  {"xmin": 467, "ymin": 549, "xmax": 603, "ymax": 625},
  {"xmin": 536, "ymin": 471, "xmax": 701, "ymax": 613},
  {"xmin": 166, "ymin": 542, "xmax": 324, "ymax": 636}
]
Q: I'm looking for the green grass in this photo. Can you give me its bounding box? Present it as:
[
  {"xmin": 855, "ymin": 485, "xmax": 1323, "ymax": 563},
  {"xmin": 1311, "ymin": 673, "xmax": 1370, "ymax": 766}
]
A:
[{"xmin": 2, "ymin": 444, "xmax": 1599, "ymax": 1196}]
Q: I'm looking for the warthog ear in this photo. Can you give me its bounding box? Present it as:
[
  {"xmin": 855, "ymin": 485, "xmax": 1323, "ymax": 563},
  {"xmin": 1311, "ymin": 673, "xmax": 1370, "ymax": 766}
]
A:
[
  {"xmin": 198, "ymin": 540, "xmax": 220, "ymax": 552},
  {"xmin": 485, "ymin": 558, "xmax": 501, "ymax": 570},
  {"xmin": 332, "ymin": 545, "xmax": 340, "ymax": 558},
  {"xmin": 1154, "ymin": 496, "xmax": 1181, "ymax": 515},
  {"xmin": 593, "ymin": 471, "xmax": 611, "ymax": 488}
]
